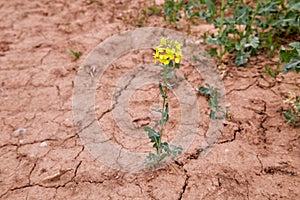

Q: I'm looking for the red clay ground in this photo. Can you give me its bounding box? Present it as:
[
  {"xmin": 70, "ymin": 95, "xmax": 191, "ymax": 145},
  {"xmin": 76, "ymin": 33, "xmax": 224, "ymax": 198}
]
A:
[{"xmin": 0, "ymin": 0, "xmax": 299, "ymax": 199}]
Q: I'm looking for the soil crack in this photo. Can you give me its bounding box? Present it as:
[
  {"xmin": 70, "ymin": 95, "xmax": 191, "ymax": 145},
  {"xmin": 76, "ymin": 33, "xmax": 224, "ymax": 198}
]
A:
[
  {"xmin": 226, "ymin": 80, "xmax": 257, "ymax": 95},
  {"xmin": 218, "ymin": 124, "xmax": 241, "ymax": 144},
  {"xmin": 178, "ymin": 169, "xmax": 189, "ymax": 200}
]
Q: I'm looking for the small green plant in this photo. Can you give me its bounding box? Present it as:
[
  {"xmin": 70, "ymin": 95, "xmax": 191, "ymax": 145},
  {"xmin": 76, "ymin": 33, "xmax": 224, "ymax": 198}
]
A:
[
  {"xmin": 67, "ymin": 49, "xmax": 81, "ymax": 60},
  {"xmin": 266, "ymin": 41, "xmax": 300, "ymax": 78},
  {"xmin": 283, "ymin": 92, "xmax": 300, "ymax": 126},
  {"xmin": 148, "ymin": 4, "xmax": 162, "ymax": 16},
  {"xmin": 198, "ymin": 83, "xmax": 225, "ymax": 120},
  {"xmin": 137, "ymin": 3, "xmax": 162, "ymax": 27},
  {"xmin": 163, "ymin": 0, "xmax": 184, "ymax": 28},
  {"xmin": 265, "ymin": 65, "xmax": 280, "ymax": 78},
  {"xmin": 280, "ymin": 42, "xmax": 300, "ymax": 74},
  {"xmin": 144, "ymin": 38, "xmax": 183, "ymax": 167}
]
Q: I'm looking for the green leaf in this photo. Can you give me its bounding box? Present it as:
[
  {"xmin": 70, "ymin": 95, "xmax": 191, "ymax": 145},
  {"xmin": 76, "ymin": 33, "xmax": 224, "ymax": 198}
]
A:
[
  {"xmin": 168, "ymin": 60, "xmax": 174, "ymax": 68},
  {"xmin": 198, "ymin": 10, "xmax": 213, "ymax": 21},
  {"xmin": 245, "ymin": 35, "xmax": 260, "ymax": 49},
  {"xmin": 159, "ymin": 83, "xmax": 167, "ymax": 98},
  {"xmin": 235, "ymin": 38, "xmax": 244, "ymax": 51},
  {"xmin": 288, "ymin": 0, "xmax": 300, "ymax": 11},
  {"xmin": 144, "ymin": 126, "xmax": 160, "ymax": 150},
  {"xmin": 235, "ymin": 51, "xmax": 250, "ymax": 66},
  {"xmin": 289, "ymin": 42, "xmax": 300, "ymax": 53},
  {"xmin": 144, "ymin": 126, "xmax": 155, "ymax": 133},
  {"xmin": 205, "ymin": 0, "xmax": 216, "ymax": 16},
  {"xmin": 206, "ymin": 35, "xmax": 219, "ymax": 45},
  {"xmin": 282, "ymin": 57, "xmax": 300, "ymax": 74},
  {"xmin": 279, "ymin": 48, "xmax": 298, "ymax": 63},
  {"xmin": 198, "ymin": 86, "xmax": 211, "ymax": 95},
  {"xmin": 144, "ymin": 127, "xmax": 159, "ymax": 138},
  {"xmin": 210, "ymin": 110, "xmax": 216, "ymax": 119},
  {"xmin": 209, "ymin": 48, "xmax": 218, "ymax": 57},
  {"xmin": 67, "ymin": 49, "xmax": 81, "ymax": 59},
  {"xmin": 161, "ymin": 142, "xmax": 171, "ymax": 155},
  {"xmin": 280, "ymin": 42, "xmax": 300, "ymax": 74},
  {"xmin": 170, "ymin": 145, "xmax": 183, "ymax": 156},
  {"xmin": 234, "ymin": 5, "xmax": 249, "ymax": 25},
  {"xmin": 162, "ymin": 103, "xmax": 169, "ymax": 123},
  {"xmin": 257, "ymin": 1, "xmax": 279, "ymax": 14},
  {"xmin": 283, "ymin": 108, "xmax": 294, "ymax": 124}
]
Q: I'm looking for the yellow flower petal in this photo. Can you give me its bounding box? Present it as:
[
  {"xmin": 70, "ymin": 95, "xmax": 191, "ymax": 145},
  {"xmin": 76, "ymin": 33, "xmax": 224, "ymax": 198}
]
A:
[
  {"xmin": 162, "ymin": 59, "xmax": 169, "ymax": 65},
  {"xmin": 160, "ymin": 38, "xmax": 167, "ymax": 46}
]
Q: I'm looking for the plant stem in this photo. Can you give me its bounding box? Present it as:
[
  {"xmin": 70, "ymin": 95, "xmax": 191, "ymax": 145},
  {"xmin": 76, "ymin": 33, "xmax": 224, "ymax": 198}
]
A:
[
  {"xmin": 218, "ymin": 0, "xmax": 226, "ymax": 63},
  {"xmin": 159, "ymin": 86, "xmax": 167, "ymax": 154},
  {"xmin": 157, "ymin": 65, "xmax": 170, "ymax": 155}
]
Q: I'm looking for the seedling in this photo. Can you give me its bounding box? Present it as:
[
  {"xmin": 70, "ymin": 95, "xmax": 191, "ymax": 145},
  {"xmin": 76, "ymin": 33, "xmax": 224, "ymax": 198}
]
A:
[
  {"xmin": 148, "ymin": 4, "xmax": 162, "ymax": 16},
  {"xmin": 198, "ymin": 83, "xmax": 225, "ymax": 120},
  {"xmin": 67, "ymin": 49, "xmax": 81, "ymax": 60},
  {"xmin": 264, "ymin": 41, "xmax": 300, "ymax": 78},
  {"xmin": 144, "ymin": 38, "xmax": 183, "ymax": 167},
  {"xmin": 265, "ymin": 65, "xmax": 280, "ymax": 79}
]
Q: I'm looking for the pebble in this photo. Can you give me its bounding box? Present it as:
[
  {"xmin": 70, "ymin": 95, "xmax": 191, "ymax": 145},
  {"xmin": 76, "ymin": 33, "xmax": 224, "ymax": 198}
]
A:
[
  {"xmin": 40, "ymin": 141, "xmax": 47, "ymax": 147},
  {"xmin": 13, "ymin": 128, "xmax": 26, "ymax": 136}
]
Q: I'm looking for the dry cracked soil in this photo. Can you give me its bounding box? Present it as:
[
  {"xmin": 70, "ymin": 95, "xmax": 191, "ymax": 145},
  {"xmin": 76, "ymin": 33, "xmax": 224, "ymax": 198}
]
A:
[{"xmin": 0, "ymin": 0, "xmax": 299, "ymax": 199}]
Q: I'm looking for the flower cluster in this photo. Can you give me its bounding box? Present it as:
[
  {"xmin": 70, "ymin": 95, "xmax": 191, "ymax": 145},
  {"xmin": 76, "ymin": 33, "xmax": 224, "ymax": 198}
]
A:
[{"xmin": 153, "ymin": 38, "xmax": 182, "ymax": 65}]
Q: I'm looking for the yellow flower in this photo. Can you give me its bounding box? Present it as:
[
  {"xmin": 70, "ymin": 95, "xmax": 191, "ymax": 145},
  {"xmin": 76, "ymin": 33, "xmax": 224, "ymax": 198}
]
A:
[
  {"xmin": 153, "ymin": 38, "xmax": 183, "ymax": 66},
  {"xmin": 174, "ymin": 50, "xmax": 182, "ymax": 63},
  {"xmin": 166, "ymin": 48, "xmax": 175, "ymax": 60},
  {"xmin": 175, "ymin": 55, "xmax": 181, "ymax": 63}
]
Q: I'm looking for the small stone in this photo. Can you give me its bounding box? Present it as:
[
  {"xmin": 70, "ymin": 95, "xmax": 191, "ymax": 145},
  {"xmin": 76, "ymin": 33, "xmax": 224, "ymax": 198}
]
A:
[
  {"xmin": 40, "ymin": 141, "xmax": 47, "ymax": 147},
  {"xmin": 13, "ymin": 128, "xmax": 26, "ymax": 136}
]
